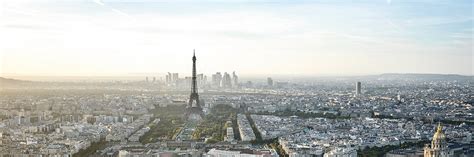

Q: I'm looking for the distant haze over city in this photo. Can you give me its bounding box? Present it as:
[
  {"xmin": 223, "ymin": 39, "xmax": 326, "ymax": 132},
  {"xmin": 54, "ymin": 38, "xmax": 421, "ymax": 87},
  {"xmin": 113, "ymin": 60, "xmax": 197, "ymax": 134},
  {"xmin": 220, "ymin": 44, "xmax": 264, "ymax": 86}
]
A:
[{"xmin": 1, "ymin": 0, "xmax": 472, "ymax": 77}]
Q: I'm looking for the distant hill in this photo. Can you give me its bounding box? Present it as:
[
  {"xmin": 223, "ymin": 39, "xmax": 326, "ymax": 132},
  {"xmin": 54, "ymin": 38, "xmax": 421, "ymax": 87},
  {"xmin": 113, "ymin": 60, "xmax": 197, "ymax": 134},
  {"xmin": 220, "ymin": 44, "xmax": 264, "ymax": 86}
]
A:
[
  {"xmin": 378, "ymin": 73, "xmax": 472, "ymax": 80},
  {"xmin": 0, "ymin": 77, "xmax": 32, "ymax": 85}
]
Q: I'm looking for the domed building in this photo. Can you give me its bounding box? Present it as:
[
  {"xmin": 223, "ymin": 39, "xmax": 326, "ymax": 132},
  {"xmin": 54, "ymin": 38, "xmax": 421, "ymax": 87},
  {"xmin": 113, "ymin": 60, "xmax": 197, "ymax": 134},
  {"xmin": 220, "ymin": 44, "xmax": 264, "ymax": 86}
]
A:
[{"xmin": 424, "ymin": 123, "xmax": 448, "ymax": 157}]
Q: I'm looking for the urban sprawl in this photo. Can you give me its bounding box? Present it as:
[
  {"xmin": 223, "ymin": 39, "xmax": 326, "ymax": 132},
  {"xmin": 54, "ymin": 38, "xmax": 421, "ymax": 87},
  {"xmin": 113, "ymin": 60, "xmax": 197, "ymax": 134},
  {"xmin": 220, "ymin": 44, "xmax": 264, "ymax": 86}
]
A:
[{"xmin": 0, "ymin": 72, "xmax": 472, "ymax": 157}]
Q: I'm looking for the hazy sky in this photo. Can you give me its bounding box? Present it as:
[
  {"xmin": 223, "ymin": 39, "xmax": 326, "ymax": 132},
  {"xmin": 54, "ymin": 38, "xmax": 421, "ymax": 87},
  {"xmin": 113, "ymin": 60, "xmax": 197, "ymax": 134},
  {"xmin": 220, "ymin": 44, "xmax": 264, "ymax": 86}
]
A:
[{"xmin": 0, "ymin": 0, "xmax": 472, "ymax": 76}]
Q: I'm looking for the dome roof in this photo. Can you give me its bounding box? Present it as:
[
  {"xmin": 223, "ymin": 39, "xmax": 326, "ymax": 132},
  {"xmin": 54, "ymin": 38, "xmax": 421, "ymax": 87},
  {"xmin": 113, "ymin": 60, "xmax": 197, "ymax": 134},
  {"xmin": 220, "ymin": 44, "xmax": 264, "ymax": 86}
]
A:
[
  {"xmin": 431, "ymin": 123, "xmax": 447, "ymax": 149},
  {"xmin": 432, "ymin": 123, "xmax": 446, "ymax": 140}
]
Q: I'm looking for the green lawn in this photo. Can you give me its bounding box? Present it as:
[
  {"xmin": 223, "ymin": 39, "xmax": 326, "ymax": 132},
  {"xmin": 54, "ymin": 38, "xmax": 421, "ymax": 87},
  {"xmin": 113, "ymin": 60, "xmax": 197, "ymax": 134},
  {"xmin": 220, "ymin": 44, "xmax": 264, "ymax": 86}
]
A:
[{"xmin": 193, "ymin": 104, "xmax": 238, "ymax": 142}]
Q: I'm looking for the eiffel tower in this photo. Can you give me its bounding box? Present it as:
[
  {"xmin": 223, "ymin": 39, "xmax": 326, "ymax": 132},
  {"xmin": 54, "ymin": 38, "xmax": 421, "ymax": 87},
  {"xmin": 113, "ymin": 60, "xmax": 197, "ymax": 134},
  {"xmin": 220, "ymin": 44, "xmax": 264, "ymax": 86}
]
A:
[{"xmin": 186, "ymin": 50, "xmax": 204, "ymax": 120}]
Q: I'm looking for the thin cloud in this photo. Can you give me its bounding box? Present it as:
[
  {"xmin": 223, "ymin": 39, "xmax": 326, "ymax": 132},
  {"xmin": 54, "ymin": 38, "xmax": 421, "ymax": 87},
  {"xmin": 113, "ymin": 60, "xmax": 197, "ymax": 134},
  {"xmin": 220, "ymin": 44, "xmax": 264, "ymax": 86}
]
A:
[
  {"xmin": 92, "ymin": 0, "xmax": 131, "ymax": 17},
  {"xmin": 4, "ymin": 24, "xmax": 54, "ymax": 30},
  {"xmin": 93, "ymin": 0, "xmax": 105, "ymax": 6},
  {"xmin": 385, "ymin": 18, "xmax": 403, "ymax": 33}
]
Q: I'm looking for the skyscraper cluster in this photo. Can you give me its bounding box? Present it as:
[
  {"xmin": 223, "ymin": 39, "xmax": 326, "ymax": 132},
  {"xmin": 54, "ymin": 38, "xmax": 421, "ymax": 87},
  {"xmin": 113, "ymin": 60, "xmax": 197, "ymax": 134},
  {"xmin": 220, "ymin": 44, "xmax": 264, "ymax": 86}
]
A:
[
  {"xmin": 165, "ymin": 73, "xmax": 180, "ymax": 85},
  {"xmin": 164, "ymin": 71, "xmax": 237, "ymax": 89},
  {"xmin": 165, "ymin": 72, "xmax": 207, "ymax": 88},
  {"xmin": 211, "ymin": 71, "xmax": 239, "ymax": 89},
  {"xmin": 145, "ymin": 76, "xmax": 157, "ymax": 83}
]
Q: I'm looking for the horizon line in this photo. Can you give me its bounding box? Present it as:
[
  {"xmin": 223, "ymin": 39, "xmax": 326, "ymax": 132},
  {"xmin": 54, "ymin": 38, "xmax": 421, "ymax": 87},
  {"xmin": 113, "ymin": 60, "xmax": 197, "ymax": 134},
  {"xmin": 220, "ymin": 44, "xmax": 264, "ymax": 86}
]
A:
[{"xmin": 1, "ymin": 72, "xmax": 472, "ymax": 78}]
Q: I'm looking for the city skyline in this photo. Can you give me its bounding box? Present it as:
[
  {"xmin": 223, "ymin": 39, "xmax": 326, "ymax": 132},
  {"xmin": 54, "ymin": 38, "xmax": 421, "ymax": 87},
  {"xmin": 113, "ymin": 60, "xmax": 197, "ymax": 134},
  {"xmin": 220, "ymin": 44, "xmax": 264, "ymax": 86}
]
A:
[
  {"xmin": 1, "ymin": 1, "xmax": 472, "ymax": 156},
  {"xmin": 1, "ymin": 0, "xmax": 473, "ymax": 76}
]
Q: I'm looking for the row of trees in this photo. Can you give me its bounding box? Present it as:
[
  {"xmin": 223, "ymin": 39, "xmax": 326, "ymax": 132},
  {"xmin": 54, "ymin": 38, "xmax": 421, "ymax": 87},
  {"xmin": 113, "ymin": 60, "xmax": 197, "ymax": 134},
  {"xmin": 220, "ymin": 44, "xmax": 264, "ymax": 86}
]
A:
[
  {"xmin": 372, "ymin": 112, "xmax": 473, "ymax": 125},
  {"xmin": 73, "ymin": 138, "xmax": 108, "ymax": 157},
  {"xmin": 246, "ymin": 115, "xmax": 288, "ymax": 156},
  {"xmin": 268, "ymin": 138, "xmax": 289, "ymax": 157},
  {"xmin": 254, "ymin": 109, "xmax": 350, "ymax": 119},
  {"xmin": 357, "ymin": 140, "xmax": 429, "ymax": 157}
]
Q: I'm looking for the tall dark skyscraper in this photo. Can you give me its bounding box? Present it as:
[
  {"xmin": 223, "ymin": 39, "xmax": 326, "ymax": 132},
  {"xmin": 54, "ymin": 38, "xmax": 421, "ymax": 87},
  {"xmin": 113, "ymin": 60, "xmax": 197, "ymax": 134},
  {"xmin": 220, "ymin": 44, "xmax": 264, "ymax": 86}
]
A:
[
  {"xmin": 356, "ymin": 81, "xmax": 362, "ymax": 95},
  {"xmin": 267, "ymin": 77, "xmax": 273, "ymax": 87},
  {"xmin": 212, "ymin": 72, "xmax": 222, "ymax": 88},
  {"xmin": 166, "ymin": 72, "xmax": 171, "ymax": 84},
  {"xmin": 222, "ymin": 72, "xmax": 232, "ymax": 88},
  {"xmin": 186, "ymin": 50, "xmax": 203, "ymax": 120},
  {"xmin": 172, "ymin": 73, "xmax": 179, "ymax": 83},
  {"xmin": 232, "ymin": 71, "xmax": 239, "ymax": 88}
]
